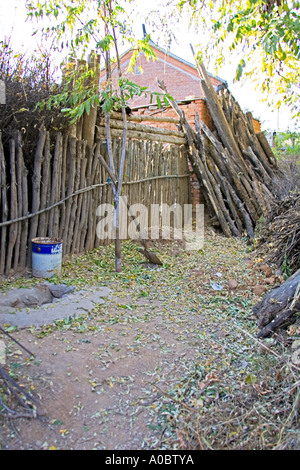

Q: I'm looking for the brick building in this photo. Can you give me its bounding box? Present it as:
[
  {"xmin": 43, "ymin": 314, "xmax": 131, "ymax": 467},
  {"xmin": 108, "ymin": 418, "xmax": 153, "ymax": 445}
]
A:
[
  {"xmin": 101, "ymin": 34, "xmax": 261, "ymax": 133},
  {"xmin": 114, "ymin": 39, "xmax": 226, "ymax": 124},
  {"xmin": 122, "ymin": 41, "xmax": 225, "ymax": 104},
  {"xmin": 100, "ymin": 36, "xmax": 261, "ymax": 208}
]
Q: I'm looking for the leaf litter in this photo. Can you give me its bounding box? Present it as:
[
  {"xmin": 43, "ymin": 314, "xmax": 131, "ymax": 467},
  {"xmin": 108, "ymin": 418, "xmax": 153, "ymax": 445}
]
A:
[{"xmin": 0, "ymin": 234, "xmax": 299, "ymax": 450}]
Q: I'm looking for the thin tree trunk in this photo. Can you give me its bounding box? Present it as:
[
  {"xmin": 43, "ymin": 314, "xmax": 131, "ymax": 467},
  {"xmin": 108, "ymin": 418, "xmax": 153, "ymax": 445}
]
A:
[{"xmin": 97, "ymin": 150, "xmax": 163, "ymax": 265}]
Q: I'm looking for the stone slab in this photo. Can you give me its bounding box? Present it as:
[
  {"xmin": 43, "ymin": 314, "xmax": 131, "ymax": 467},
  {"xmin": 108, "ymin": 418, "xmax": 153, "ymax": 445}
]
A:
[{"xmin": 0, "ymin": 286, "xmax": 111, "ymax": 328}]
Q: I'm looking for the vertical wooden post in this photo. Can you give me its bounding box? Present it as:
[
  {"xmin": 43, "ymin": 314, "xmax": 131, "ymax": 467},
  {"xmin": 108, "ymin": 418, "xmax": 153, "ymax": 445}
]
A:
[
  {"xmin": 28, "ymin": 126, "xmax": 46, "ymax": 265},
  {"xmin": 0, "ymin": 133, "xmax": 8, "ymax": 275},
  {"xmin": 82, "ymin": 51, "xmax": 100, "ymax": 148},
  {"xmin": 38, "ymin": 131, "xmax": 51, "ymax": 237},
  {"xmin": 19, "ymin": 133, "xmax": 28, "ymax": 269},
  {"xmin": 6, "ymin": 138, "xmax": 18, "ymax": 275}
]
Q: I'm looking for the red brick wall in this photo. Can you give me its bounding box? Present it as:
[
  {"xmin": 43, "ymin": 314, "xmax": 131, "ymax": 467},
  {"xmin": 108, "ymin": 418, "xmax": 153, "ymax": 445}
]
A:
[
  {"xmin": 135, "ymin": 99, "xmax": 212, "ymax": 130},
  {"xmin": 103, "ymin": 45, "xmax": 224, "ymax": 109}
]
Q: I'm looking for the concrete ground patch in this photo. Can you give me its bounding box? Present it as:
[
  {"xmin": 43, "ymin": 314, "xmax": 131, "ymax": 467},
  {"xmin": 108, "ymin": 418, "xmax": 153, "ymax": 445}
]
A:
[{"xmin": 0, "ymin": 286, "xmax": 111, "ymax": 328}]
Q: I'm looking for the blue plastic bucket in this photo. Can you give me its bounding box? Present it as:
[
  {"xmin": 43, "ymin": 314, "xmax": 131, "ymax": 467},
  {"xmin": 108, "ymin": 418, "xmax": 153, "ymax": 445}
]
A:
[{"xmin": 31, "ymin": 237, "xmax": 63, "ymax": 278}]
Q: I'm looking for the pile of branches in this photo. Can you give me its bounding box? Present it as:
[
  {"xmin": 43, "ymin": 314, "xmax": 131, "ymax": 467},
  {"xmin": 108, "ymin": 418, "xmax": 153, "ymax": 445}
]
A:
[
  {"xmin": 252, "ymin": 192, "xmax": 300, "ymax": 337},
  {"xmin": 0, "ymin": 326, "xmax": 38, "ymax": 419},
  {"xmin": 255, "ymin": 192, "xmax": 300, "ymax": 276},
  {"xmin": 158, "ymin": 59, "xmax": 281, "ymax": 240},
  {"xmin": 0, "ymin": 39, "xmax": 68, "ymax": 169}
]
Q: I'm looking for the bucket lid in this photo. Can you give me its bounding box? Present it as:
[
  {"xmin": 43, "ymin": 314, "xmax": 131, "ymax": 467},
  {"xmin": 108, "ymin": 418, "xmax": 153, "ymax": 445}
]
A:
[{"xmin": 32, "ymin": 237, "xmax": 63, "ymax": 245}]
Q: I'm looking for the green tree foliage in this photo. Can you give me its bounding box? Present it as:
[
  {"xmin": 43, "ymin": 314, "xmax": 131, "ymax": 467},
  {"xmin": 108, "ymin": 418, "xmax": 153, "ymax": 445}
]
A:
[
  {"xmin": 25, "ymin": 0, "xmax": 167, "ymax": 272},
  {"xmin": 25, "ymin": 0, "xmax": 158, "ymax": 122},
  {"xmin": 176, "ymin": 0, "xmax": 300, "ymax": 119},
  {"xmin": 273, "ymin": 130, "xmax": 300, "ymax": 157}
]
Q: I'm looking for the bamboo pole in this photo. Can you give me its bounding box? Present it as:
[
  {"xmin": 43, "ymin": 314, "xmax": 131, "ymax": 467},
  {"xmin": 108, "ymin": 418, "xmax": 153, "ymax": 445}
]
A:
[
  {"xmin": 48, "ymin": 132, "xmax": 63, "ymax": 237},
  {"xmin": 85, "ymin": 143, "xmax": 99, "ymax": 251},
  {"xmin": 58, "ymin": 134, "xmax": 68, "ymax": 240},
  {"xmin": 13, "ymin": 133, "xmax": 24, "ymax": 271},
  {"xmin": 91, "ymin": 151, "xmax": 101, "ymax": 250},
  {"xmin": 28, "ymin": 126, "xmax": 46, "ymax": 264},
  {"xmin": 110, "ymin": 110, "xmax": 180, "ymax": 125},
  {"xmin": 76, "ymin": 156, "xmax": 88, "ymax": 253},
  {"xmin": 81, "ymin": 143, "xmax": 94, "ymax": 252},
  {"xmin": 20, "ymin": 143, "xmax": 28, "ymax": 269},
  {"xmin": 38, "ymin": 131, "xmax": 51, "ymax": 237},
  {"xmin": 72, "ymin": 142, "xmax": 87, "ymax": 253},
  {"xmin": 98, "ymin": 118, "xmax": 185, "ymax": 138},
  {"xmin": 6, "ymin": 138, "xmax": 18, "ymax": 275},
  {"xmin": 62, "ymin": 136, "xmax": 76, "ymax": 254},
  {"xmin": 96, "ymin": 126, "xmax": 186, "ymax": 145},
  {"xmin": 256, "ymin": 131, "xmax": 279, "ymax": 168},
  {"xmin": 0, "ymin": 133, "xmax": 8, "ymax": 275},
  {"xmin": 68, "ymin": 140, "xmax": 81, "ymax": 253}
]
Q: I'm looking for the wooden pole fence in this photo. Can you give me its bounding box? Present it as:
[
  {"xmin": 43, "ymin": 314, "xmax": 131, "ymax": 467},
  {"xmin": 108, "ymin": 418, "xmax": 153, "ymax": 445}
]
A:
[{"xmin": 0, "ymin": 128, "xmax": 191, "ymax": 276}]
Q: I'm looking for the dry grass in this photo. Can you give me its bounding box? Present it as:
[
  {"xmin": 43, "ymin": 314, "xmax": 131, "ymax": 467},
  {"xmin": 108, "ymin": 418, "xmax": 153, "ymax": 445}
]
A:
[
  {"xmin": 154, "ymin": 333, "xmax": 300, "ymax": 450},
  {"xmin": 1, "ymin": 233, "xmax": 299, "ymax": 450}
]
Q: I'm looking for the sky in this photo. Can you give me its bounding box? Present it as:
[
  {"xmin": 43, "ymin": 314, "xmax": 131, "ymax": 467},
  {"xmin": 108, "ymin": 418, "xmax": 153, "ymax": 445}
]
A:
[{"xmin": 0, "ymin": 0, "xmax": 296, "ymax": 132}]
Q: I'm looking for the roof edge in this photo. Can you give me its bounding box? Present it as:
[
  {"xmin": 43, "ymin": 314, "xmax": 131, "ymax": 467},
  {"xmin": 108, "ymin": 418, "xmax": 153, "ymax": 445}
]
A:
[
  {"xmin": 148, "ymin": 39, "xmax": 227, "ymax": 85},
  {"xmin": 118, "ymin": 39, "xmax": 227, "ymax": 86}
]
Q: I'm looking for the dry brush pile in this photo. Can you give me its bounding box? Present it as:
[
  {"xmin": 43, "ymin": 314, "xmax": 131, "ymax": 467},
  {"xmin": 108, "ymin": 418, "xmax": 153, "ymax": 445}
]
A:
[
  {"xmin": 252, "ymin": 192, "xmax": 300, "ymax": 339},
  {"xmin": 0, "ymin": 40, "xmax": 68, "ymax": 169},
  {"xmin": 255, "ymin": 192, "xmax": 300, "ymax": 277},
  {"xmin": 158, "ymin": 61, "xmax": 282, "ymax": 241}
]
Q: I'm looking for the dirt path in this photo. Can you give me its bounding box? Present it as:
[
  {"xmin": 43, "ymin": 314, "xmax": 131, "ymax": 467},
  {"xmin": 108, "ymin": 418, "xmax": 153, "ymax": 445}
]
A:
[
  {"xmin": 0, "ymin": 236, "xmax": 298, "ymax": 450},
  {"xmin": 2, "ymin": 313, "xmax": 199, "ymax": 450},
  {"xmin": 0, "ymin": 284, "xmax": 203, "ymax": 450}
]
